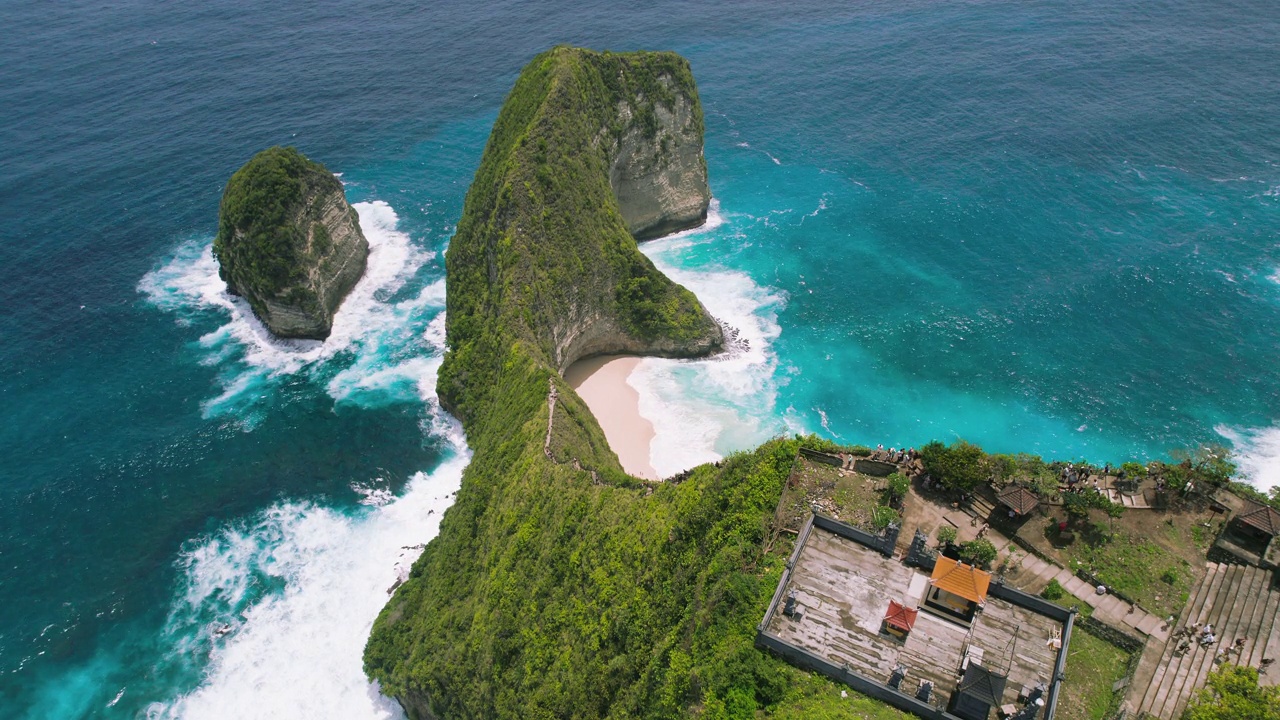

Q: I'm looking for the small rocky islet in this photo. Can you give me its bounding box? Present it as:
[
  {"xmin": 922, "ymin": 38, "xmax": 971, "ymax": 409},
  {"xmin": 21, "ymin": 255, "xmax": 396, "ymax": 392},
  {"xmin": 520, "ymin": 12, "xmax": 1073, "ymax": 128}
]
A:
[{"xmin": 213, "ymin": 145, "xmax": 368, "ymax": 340}]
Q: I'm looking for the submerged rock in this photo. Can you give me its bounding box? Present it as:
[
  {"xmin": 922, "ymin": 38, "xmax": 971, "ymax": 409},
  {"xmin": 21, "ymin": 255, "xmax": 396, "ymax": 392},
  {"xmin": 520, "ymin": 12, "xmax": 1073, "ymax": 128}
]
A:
[{"xmin": 213, "ymin": 146, "xmax": 368, "ymax": 339}]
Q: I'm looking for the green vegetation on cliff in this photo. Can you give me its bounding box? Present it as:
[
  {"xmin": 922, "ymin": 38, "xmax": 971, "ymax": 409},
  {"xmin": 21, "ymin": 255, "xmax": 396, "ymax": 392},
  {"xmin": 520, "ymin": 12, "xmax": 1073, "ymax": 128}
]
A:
[
  {"xmin": 363, "ymin": 47, "xmax": 901, "ymax": 720},
  {"xmin": 214, "ymin": 147, "xmax": 328, "ymax": 302},
  {"xmin": 214, "ymin": 144, "xmax": 371, "ymax": 342},
  {"xmin": 435, "ymin": 46, "xmax": 720, "ymax": 426}
]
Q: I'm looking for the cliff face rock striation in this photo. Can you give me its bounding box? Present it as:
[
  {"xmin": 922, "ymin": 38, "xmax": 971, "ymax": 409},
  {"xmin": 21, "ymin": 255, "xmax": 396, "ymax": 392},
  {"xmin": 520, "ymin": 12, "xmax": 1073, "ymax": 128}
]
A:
[
  {"xmin": 606, "ymin": 65, "xmax": 711, "ymax": 240},
  {"xmin": 213, "ymin": 146, "xmax": 368, "ymax": 340},
  {"xmin": 434, "ymin": 46, "xmax": 723, "ymax": 425}
]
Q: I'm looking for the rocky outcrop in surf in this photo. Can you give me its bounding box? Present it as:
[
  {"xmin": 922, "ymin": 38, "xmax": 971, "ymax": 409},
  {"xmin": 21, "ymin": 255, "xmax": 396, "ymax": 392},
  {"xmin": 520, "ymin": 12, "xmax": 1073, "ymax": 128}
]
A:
[{"xmin": 213, "ymin": 146, "xmax": 368, "ymax": 340}]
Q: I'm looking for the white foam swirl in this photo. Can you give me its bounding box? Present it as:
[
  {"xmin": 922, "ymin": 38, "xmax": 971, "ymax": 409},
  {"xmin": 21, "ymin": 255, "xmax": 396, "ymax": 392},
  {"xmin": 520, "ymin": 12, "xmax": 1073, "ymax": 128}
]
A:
[
  {"xmin": 146, "ymin": 432, "xmax": 467, "ymax": 720},
  {"xmin": 1216, "ymin": 424, "xmax": 1280, "ymax": 492},
  {"xmin": 630, "ymin": 201, "xmax": 789, "ymax": 477},
  {"xmin": 138, "ymin": 201, "xmax": 442, "ymax": 418}
]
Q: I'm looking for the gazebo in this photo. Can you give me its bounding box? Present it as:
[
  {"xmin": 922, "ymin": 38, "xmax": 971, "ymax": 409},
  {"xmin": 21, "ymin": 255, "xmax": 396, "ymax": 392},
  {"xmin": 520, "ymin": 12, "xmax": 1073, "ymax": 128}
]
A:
[
  {"xmin": 1228, "ymin": 499, "xmax": 1280, "ymax": 567},
  {"xmin": 996, "ymin": 484, "xmax": 1040, "ymax": 517},
  {"xmin": 881, "ymin": 600, "xmax": 918, "ymax": 639},
  {"xmin": 1233, "ymin": 499, "xmax": 1280, "ymax": 541},
  {"xmin": 948, "ymin": 662, "xmax": 1008, "ymax": 720},
  {"xmin": 923, "ymin": 557, "xmax": 991, "ymax": 623}
]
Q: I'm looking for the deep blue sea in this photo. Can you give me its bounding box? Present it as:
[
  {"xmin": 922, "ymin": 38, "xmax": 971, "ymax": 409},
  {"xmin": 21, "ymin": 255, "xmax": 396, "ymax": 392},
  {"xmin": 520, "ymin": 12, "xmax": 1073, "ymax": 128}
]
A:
[{"xmin": 2, "ymin": 1, "xmax": 1278, "ymax": 717}]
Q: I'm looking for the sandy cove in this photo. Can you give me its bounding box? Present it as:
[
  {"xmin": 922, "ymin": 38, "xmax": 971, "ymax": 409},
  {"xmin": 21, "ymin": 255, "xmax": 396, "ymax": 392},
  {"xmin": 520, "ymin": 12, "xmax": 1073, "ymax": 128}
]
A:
[{"xmin": 564, "ymin": 355, "xmax": 658, "ymax": 480}]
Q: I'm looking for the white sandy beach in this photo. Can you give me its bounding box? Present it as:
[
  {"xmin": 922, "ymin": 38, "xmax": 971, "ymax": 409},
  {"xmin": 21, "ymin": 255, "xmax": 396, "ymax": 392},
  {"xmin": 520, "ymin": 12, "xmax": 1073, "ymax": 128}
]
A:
[{"xmin": 564, "ymin": 355, "xmax": 659, "ymax": 480}]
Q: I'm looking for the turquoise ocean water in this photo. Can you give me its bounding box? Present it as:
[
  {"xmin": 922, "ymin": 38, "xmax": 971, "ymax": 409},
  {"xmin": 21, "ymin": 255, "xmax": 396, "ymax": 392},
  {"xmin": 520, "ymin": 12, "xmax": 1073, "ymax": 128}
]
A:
[{"xmin": 1, "ymin": 1, "xmax": 1277, "ymax": 717}]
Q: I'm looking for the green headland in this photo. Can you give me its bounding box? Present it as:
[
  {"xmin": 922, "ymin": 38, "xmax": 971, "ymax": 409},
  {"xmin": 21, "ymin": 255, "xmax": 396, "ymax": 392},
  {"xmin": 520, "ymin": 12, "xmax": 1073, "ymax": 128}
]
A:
[{"xmin": 361, "ymin": 46, "xmax": 1280, "ymax": 720}]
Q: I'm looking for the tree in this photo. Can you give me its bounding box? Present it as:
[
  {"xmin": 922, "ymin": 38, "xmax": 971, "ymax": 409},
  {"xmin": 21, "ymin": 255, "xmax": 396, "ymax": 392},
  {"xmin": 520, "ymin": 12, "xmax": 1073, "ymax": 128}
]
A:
[
  {"xmin": 958, "ymin": 539, "xmax": 998, "ymax": 569},
  {"xmin": 920, "ymin": 440, "xmax": 989, "ymax": 493},
  {"xmin": 1183, "ymin": 665, "xmax": 1280, "ymax": 720},
  {"xmin": 1063, "ymin": 490, "xmax": 1124, "ymax": 523}
]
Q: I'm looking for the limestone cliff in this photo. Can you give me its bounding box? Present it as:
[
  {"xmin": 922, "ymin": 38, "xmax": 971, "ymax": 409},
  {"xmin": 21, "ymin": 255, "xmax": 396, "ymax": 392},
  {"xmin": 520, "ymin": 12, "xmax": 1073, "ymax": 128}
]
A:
[
  {"xmin": 213, "ymin": 146, "xmax": 368, "ymax": 340},
  {"xmin": 435, "ymin": 46, "xmax": 723, "ymax": 425},
  {"xmin": 607, "ymin": 70, "xmax": 711, "ymax": 240}
]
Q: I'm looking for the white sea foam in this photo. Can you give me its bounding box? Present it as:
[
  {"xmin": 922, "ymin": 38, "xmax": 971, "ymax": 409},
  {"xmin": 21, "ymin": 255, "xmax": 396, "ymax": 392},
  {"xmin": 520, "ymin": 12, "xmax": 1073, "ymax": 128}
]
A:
[
  {"xmin": 147, "ymin": 420, "xmax": 468, "ymax": 720},
  {"xmin": 138, "ymin": 201, "xmax": 440, "ymax": 414},
  {"xmin": 630, "ymin": 204, "xmax": 788, "ymax": 477},
  {"xmin": 133, "ymin": 198, "xmax": 464, "ymax": 718},
  {"xmin": 1216, "ymin": 424, "xmax": 1280, "ymax": 492}
]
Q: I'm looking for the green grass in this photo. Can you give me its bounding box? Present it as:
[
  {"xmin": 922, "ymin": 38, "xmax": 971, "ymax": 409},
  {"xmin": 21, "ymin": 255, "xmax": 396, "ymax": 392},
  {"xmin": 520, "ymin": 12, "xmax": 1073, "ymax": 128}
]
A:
[
  {"xmin": 1044, "ymin": 517, "xmax": 1198, "ymax": 617},
  {"xmin": 1057, "ymin": 629, "xmax": 1132, "ymax": 720},
  {"xmin": 764, "ymin": 674, "xmax": 912, "ymax": 720}
]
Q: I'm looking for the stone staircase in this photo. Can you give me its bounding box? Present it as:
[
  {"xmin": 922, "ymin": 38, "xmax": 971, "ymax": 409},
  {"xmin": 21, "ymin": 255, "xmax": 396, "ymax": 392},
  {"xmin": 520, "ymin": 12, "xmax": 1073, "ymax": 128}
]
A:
[
  {"xmin": 1010, "ymin": 552, "xmax": 1169, "ymax": 640},
  {"xmin": 1105, "ymin": 487, "xmax": 1152, "ymax": 509},
  {"xmin": 964, "ymin": 485, "xmax": 997, "ymax": 523},
  {"xmin": 1128, "ymin": 562, "xmax": 1280, "ymax": 718}
]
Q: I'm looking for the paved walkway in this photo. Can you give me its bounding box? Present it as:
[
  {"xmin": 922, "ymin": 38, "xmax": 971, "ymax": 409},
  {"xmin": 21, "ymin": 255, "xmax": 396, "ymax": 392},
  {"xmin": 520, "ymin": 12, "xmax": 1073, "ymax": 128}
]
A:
[{"xmin": 1010, "ymin": 551, "xmax": 1170, "ymax": 642}]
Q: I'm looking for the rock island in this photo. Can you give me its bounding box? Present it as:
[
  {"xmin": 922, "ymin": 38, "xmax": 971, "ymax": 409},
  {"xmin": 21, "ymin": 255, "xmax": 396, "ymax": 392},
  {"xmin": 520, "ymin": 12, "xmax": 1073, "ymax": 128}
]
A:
[{"xmin": 213, "ymin": 146, "xmax": 368, "ymax": 339}]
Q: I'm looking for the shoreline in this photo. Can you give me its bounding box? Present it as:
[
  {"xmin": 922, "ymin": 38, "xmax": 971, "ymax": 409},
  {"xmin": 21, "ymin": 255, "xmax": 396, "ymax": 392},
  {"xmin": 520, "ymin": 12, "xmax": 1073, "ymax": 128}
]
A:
[{"xmin": 564, "ymin": 355, "xmax": 658, "ymax": 480}]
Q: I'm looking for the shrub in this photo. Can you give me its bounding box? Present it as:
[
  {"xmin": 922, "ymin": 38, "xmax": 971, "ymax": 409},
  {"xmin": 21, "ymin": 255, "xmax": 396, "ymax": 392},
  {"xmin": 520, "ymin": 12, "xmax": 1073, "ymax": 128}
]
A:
[
  {"xmin": 958, "ymin": 538, "xmax": 998, "ymax": 568},
  {"xmin": 1041, "ymin": 579, "xmax": 1066, "ymax": 601},
  {"xmin": 1184, "ymin": 665, "xmax": 1280, "ymax": 720},
  {"xmin": 1120, "ymin": 461, "xmax": 1147, "ymax": 479},
  {"xmin": 1161, "ymin": 567, "xmax": 1180, "ymax": 585},
  {"xmin": 872, "ymin": 505, "xmax": 900, "ymax": 531},
  {"xmin": 885, "ymin": 472, "xmax": 910, "ymax": 505},
  {"xmin": 936, "ymin": 526, "xmax": 958, "ymax": 546}
]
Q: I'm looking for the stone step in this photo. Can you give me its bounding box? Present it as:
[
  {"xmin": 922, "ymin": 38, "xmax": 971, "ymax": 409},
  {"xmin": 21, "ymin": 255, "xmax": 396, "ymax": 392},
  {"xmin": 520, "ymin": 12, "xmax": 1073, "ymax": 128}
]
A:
[
  {"xmin": 1160, "ymin": 564, "xmax": 1247, "ymax": 717},
  {"xmin": 1244, "ymin": 573, "xmax": 1280, "ymax": 669},
  {"xmin": 1232, "ymin": 566, "xmax": 1273, "ymax": 667},
  {"xmin": 1139, "ymin": 562, "xmax": 1223, "ymax": 715},
  {"xmin": 1164, "ymin": 563, "xmax": 1257, "ymax": 719},
  {"xmin": 1149, "ymin": 564, "xmax": 1236, "ymax": 719},
  {"xmin": 1170, "ymin": 564, "xmax": 1268, "ymax": 719}
]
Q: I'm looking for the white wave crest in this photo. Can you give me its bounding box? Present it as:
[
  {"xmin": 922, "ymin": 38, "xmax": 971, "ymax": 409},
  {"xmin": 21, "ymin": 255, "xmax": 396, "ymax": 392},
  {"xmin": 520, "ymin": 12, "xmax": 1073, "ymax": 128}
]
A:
[
  {"xmin": 138, "ymin": 201, "xmax": 443, "ymax": 415},
  {"xmin": 1216, "ymin": 424, "xmax": 1280, "ymax": 492},
  {"xmin": 631, "ymin": 206, "xmax": 788, "ymax": 477},
  {"xmin": 147, "ymin": 429, "xmax": 468, "ymax": 720}
]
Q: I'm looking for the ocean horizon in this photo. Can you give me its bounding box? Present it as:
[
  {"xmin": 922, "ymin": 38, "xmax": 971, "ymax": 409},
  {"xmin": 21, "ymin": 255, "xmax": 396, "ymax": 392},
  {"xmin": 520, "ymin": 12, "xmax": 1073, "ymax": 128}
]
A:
[{"xmin": 1, "ymin": 0, "xmax": 1277, "ymax": 717}]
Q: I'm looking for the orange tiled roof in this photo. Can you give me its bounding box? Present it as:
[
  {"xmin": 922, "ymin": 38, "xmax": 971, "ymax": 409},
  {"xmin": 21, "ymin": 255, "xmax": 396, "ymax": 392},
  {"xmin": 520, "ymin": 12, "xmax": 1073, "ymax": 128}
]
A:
[
  {"xmin": 884, "ymin": 600, "xmax": 918, "ymax": 631},
  {"xmin": 929, "ymin": 556, "xmax": 991, "ymax": 604}
]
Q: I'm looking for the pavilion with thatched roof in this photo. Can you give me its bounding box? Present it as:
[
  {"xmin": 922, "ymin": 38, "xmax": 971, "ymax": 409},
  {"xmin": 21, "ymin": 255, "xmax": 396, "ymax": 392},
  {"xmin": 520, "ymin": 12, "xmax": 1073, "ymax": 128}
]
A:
[{"xmin": 996, "ymin": 484, "xmax": 1040, "ymax": 517}]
